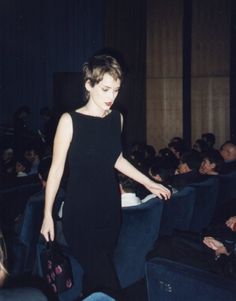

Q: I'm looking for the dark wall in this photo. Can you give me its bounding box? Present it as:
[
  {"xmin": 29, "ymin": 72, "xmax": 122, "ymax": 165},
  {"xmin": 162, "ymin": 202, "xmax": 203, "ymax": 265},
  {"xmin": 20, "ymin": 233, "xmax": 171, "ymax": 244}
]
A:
[
  {"xmin": 104, "ymin": 0, "xmax": 147, "ymax": 150},
  {"xmin": 0, "ymin": 0, "xmax": 105, "ymax": 130}
]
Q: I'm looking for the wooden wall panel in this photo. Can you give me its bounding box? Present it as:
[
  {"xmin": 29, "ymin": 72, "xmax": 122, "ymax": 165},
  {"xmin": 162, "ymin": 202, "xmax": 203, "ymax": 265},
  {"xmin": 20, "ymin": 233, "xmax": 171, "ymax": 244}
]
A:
[
  {"xmin": 191, "ymin": 0, "xmax": 230, "ymax": 147},
  {"xmin": 147, "ymin": 79, "xmax": 183, "ymax": 149},
  {"xmin": 147, "ymin": 0, "xmax": 183, "ymax": 150},
  {"xmin": 191, "ymin": 77, "xmax": 230, "ymax": 147}
]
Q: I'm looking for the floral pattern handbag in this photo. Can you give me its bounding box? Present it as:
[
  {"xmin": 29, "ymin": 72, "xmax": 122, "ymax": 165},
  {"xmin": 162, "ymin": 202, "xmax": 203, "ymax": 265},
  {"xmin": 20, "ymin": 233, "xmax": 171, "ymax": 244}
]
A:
[{"xmin": 40, "ymin": 240, "xmax": 73, "ymax": 294}]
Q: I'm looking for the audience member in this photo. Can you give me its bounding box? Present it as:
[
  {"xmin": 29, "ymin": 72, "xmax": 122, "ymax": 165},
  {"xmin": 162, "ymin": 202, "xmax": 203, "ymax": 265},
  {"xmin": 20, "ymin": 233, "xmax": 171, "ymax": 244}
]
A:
[
  {"xmin": 39, "ymin": 106, "xmax": 57, "ymax": 147},
  {"xmin": 157, "ymin": 148, "xmax": 179, "ymax": 169},
  {"xmin": 169, "ymin": 137, "xmax": 184, "ymax": 144},
  {"xmin": 149, "ymin": 165, "xmax": 175, "ymax": 183},
  {"xmin": 15, "ymin": 157, "xmax": 31, "ymax": 178},
  {"xmin": 168, "ymin": 141, "xmax": 186, "ymax": 161},
  {"xmin": 13, "ymin": 106, "xmax": 33, "ymax": 155},
  {"xmin": 220, "ymin": 141, "xmax": 236, "ymax": 174},
  {"xmin": 201, "ymin": 133, "xmax": 216, "ymax": 149},
  {"xmin": 199, "ymin": 149, "xmax": 224, "ymax": 175},
  {"xmin": 192, "ymin": 138, "xmax": 209, "ymax": 154},
  {"xmin": 168, "ymin": 150, "xmax": 205, "ymax": 190},
  {"xmin": 118, "ymin": 172, "xmax": 161, "ymax": 206},
  {"xmin": 0, "ymin": 226, "xmax": 49, "ymax": 301},
  {"xmin": 0, "ymin": 148, "xmax": 15, "ymax": 176},
  {"xmin": 148, "ymin": 214, "xmax": 236, "ymax": 281},
  {"xmin": 118, "ymin": 173, "xmax": 141, "ymax": 207},
  {"xmin": 23, "ymin": 146, "xmax": 41, "ymax": 175}
]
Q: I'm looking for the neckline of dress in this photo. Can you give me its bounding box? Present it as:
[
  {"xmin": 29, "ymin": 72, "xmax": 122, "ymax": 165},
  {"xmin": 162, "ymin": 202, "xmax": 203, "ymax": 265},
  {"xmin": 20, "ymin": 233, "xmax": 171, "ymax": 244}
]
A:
[{"xmin": 74, "ymin": 110, "xmax": 112, "ymax": 119}]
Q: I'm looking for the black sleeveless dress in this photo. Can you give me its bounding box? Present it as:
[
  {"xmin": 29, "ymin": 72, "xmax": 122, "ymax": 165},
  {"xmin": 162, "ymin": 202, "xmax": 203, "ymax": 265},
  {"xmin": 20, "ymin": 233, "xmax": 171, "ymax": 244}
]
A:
[{"xmin": 62, "ymin": 110, "xmax": 122, "ymax": 295}]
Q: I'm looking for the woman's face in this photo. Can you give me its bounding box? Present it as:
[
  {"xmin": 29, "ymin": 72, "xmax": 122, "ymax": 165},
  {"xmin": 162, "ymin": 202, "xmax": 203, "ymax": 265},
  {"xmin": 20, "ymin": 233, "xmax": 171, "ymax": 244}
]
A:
[{"xmin": 86, "ymin": 73, "xmax": 121, "ymax": 111}]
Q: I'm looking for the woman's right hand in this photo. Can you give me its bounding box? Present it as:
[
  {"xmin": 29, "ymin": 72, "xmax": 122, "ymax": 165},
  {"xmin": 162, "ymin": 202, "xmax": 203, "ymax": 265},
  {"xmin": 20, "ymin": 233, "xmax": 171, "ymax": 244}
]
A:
[{"xmin": 40, "ymin": 215, "xmax": 55, "ymax": 241}]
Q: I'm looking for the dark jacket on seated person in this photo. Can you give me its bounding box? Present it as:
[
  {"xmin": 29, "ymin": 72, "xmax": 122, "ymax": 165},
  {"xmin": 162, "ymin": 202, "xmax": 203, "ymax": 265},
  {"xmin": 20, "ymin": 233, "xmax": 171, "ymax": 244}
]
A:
[
  {"xmin": 147, "ymin": 231, "xmax": 236, "ymax": 281},
  {"xmin": 168, "ymin": 150, "xmax": 206, "ymax": 190},
  {"xmin": 220, "ymin": 160, "xmax": 236, "ymax": 174}
]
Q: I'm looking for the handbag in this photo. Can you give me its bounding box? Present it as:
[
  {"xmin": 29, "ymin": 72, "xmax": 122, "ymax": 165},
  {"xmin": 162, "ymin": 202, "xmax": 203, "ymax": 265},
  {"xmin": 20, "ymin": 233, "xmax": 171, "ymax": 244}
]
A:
[{"xmin": 40, "ymin": 240, "xmax": 73, "ymax": 294}]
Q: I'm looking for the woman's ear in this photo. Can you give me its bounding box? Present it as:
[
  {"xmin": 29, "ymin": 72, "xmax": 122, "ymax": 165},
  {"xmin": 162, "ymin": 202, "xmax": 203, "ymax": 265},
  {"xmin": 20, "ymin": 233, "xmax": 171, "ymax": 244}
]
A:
[{"xmin": 85, "ymin": 80, "xmax": 92, "ymax": 92}]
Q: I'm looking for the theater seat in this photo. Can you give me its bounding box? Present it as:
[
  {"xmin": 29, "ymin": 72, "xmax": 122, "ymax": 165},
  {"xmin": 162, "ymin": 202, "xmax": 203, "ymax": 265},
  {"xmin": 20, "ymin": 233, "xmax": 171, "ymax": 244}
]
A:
[
  {"xmin": 189, "ymin": 177, "xmax": 219, "ymax": 232},
  {"xmin": 159, "ymin": 187, "xmax": 196, "ymax": 237},
  {"xmin": 114, "ymin": 197, "xmax": 163, "ymax": 288},
  {"xmin": 146, "ymin": 257, "xmax": 236, "ymax": 301}
]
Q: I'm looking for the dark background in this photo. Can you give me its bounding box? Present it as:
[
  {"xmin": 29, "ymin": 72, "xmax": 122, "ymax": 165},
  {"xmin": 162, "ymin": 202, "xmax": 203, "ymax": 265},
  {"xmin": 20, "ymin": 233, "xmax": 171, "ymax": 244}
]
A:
[{"xmin": 0, "ymin": 0, "xmax": 235, "ymax": 149}]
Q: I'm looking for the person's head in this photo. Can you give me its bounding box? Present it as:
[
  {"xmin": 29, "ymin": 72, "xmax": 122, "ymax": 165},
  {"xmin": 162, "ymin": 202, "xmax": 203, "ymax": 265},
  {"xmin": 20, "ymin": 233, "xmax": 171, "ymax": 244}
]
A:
[
  {"xmin": 158, "ymin": 148, "xmax": 179, "ymax": 169},
  {"xmin": 220, "ymin": 141, "xmax": 236, "ymax": 162},
  {"xmin": 24, "ymin": 146, "xmax": 40, "ymax": 163},
  {"xmin": 15, "ymin": 157, "xmax": 31, "ymax": 174},
  {"xmin": 201, "ymin": 133, "xmax": 216, "ymax": 148},
  {"xmin": 149, "ymin": 165, "xmax": 175, "ymax": 183},
  {"xmin": 2, "ymin": 148, "xmax": 14, "ymax": 163},
  {"xmin": 168, "ymin": 141, "xmax": 186, "ymax": 160},
  {"xmin": 169, "ymin": 136, "xmax": 183, "ymax": 144},
  {"xmin": 192, "ymin": 139, "xmax": 209, "ymax": 153},
  {"xmin": 83, "ymin": 55, "xmax": 123, "ymax": 107},
  {"xmin": 199, "ymin": 149, "xmax": 224, "ymax": 175},
  {"xmin": 38, "ymin": 157, "xmax": 52, "ymax": 187},
  {"xmin": 178, "ymin": 151, "xmax": 202, "ymax": 174},
  {"xmin": 13, "ymin": 105, "xmax": 30, "ymax": 121},
  {"xmin": 118, "ymin": 172, "xmax": 138, "ymax": 194}
]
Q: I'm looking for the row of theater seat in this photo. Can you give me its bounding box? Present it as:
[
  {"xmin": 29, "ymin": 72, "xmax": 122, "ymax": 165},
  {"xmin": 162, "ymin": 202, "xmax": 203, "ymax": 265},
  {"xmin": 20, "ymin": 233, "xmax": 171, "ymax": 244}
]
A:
[{"xmin": 5, "ymin": 171, "xmax": 236, "ymax": 300}]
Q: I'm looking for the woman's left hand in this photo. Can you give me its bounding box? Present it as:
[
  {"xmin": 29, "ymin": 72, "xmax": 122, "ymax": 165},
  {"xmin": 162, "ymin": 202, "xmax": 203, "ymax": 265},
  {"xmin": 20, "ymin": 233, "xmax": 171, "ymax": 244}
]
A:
[{"xmin": 145, "ymin": 181, "xmax": 171, "ymax": 200}]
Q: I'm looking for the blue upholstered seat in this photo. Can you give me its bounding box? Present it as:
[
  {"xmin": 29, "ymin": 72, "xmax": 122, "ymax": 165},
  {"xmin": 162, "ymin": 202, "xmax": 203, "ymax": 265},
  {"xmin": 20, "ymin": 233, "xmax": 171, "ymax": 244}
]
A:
[
  {"xmin": 114, "ymin": 197, "xmax": 164, "ymax": 288},
  {"xmin": 146, "ymin": 257, "xmax": 236, "ymax": 301},
  {"xmin": 212, "ymin": 171, "xmax": 236, "ymax": 224},
  {"xmin": 159, "ymin": 187, "xmax": 196, "ymax": 237},
  {"xmin": 82, "ymin": 292, "xmax": 115, "ymax": 301},
  {"xmin": 189, "ymin": 177, "xmax": 219, "ymax": 232}
]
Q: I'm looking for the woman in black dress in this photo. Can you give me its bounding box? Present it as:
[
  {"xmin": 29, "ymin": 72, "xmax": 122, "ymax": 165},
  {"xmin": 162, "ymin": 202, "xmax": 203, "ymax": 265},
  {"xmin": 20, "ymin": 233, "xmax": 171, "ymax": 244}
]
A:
[{"xmin": 40, "ymin": 55, "xmax": 171, "ymax": 298}]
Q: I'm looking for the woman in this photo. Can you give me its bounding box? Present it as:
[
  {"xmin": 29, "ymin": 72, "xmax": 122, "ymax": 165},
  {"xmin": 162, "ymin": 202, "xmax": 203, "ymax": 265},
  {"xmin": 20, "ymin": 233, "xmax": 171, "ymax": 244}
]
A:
[{"xmin": 40, "ymin": 55, "xmax": 170, "ymax": 298}]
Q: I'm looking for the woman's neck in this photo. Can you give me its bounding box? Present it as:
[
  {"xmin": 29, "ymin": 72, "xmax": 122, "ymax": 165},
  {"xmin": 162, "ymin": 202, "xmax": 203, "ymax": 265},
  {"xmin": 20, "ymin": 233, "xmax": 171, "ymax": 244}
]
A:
[{"xmin": 79, "ymin": 102, "xmax": 110, "ymax": 118}]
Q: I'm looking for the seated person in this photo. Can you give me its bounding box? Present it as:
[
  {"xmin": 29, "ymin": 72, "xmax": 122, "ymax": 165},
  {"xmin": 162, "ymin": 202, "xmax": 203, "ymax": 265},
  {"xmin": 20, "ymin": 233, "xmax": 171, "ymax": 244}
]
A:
[
  {"xmin": 118, "ymin": 172, "xmax": 141, "ymax": 207},
  {"xmin": 15, "ymin": 157, "xmax": 31, "ymax": 177},
  {"xmin": 199, "ymin": 149, "xmax": 224, "ymax": 175},
  {"xmin": 168, "ymin": 150, "xmax": 205, "ymax": 190},
  {"xmin": 192, "ymin": 138, "xmax": 209, "ymax": 154},
  {"xmin": 118, "ymin": 172, "xmax": 159, "ymax": 207},
  {"xmin": 23, "ymin": 145, "xmax": 41, "ymax": 175},
  {"xmin": 220, "ymin": 141, "xmax": 236, "ymax": 174},
  {"xmin": 0, "ymin": 227, "xmax": 48, "ymax": 300},
  {"xmin": 201, "ymin": 133, "xmax": 216, "ymax": 150},
  {"xmin": 147, "ymin": 215, "xmax": 236, "ymax": 280},
  {"xmin": 168, "ymin": 141, "xmax": 187, "ymax": 161}
]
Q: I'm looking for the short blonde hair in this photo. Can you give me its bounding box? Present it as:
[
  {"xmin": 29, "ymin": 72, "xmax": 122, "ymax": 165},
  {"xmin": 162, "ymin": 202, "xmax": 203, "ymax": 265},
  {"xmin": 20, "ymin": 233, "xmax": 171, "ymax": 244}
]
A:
[{"xmin": 83, "ymin": 55, "xmax": 123, "ymax": 100}]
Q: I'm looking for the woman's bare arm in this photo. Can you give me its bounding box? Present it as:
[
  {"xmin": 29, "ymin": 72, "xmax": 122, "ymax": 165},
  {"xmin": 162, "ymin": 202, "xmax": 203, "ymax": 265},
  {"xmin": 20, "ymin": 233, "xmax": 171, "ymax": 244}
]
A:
[
  {"xmin": 115, "ymin": 113, "xmax": 171, "ymax": 200},
  {"xmin": 41, "ymin": 113, "xmax": 72, "ymax": 241},
  {"xmin": 115, "ymin": 154, "xmax": 171, "ymax": 200}
]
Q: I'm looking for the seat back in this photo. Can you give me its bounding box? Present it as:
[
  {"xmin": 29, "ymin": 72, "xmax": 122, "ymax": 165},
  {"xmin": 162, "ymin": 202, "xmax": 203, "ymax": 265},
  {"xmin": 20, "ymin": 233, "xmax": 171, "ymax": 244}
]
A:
[
  {"xmin": 114, "ymin": 197, "xmax": 163, "ymax": 288},
  {"xmin": 159, "ymin": 187, "xmax": 196, "ymax": 237},
  {"xmin": 146, "ymin": 257, "xmax": 236, "ymax": 301},
  {"xmin": 189, "ymin": 177, "xmax": 219, "ymax": 232},
  {"xmin": 212, "ymin": 171, "xmax": 236, "ymax": 224}
]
